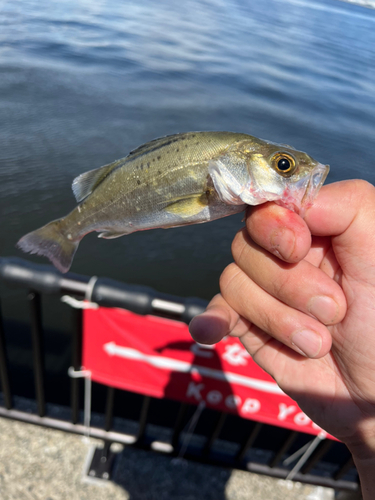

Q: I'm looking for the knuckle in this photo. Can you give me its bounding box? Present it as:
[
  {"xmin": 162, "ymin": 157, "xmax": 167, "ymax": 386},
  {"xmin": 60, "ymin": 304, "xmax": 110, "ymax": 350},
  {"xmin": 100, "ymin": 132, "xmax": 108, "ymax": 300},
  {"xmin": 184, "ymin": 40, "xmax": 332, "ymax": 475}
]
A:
[
  {"xmin": 231, "ymin": 229, "xmax": 248, "ymax": 263},
  {"xmin": 257, "ymin": 309, "xmax": 273, "ymax": 334},
  {"xmin": 206, "ymin": 293, "xmax": 224, "ymax": 310},
  {"xmin": 352, "ymin": 178, "xmax": 374, "ymax": 194},
  {"xmin": 272, "ymin": 272, "xmax": 294, "ymax": 300},
  {"xmin": 345, "ymin": 179, "xmax": 375, "ymax": 210},
  {"xmin": 357, "ymin": 180, "xmax": 375, "ymax": 209},
  {"xmin": 219, "ymin": 263, "xmax": 241, "ymax": 292}
]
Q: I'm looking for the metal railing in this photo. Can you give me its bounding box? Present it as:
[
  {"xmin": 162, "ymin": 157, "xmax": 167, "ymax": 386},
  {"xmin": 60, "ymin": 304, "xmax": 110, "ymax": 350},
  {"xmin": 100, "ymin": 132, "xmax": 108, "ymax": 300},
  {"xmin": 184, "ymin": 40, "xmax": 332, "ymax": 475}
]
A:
[{"xmin": 0, "ymin": 257, "xmax": 359, "ymax": 492}]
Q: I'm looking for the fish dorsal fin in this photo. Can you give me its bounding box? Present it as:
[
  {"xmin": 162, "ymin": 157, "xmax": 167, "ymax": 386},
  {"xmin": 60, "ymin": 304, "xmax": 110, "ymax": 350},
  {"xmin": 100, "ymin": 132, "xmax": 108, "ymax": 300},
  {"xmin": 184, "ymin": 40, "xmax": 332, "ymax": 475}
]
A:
[
  {"xmin": 126, "ymin": 133, "xmax": 190, "ymax": 160},
  {"xmin": 72, "ymin": 161, "xmax": 121, "ymax": 202}
]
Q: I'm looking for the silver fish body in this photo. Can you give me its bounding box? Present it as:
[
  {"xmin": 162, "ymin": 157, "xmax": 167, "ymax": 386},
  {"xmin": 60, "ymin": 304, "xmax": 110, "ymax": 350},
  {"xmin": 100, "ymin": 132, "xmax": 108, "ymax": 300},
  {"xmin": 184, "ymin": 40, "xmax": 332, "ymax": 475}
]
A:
[{"xmin": 17, "ymin": 131, "xmax": 329, "ymax": 273}]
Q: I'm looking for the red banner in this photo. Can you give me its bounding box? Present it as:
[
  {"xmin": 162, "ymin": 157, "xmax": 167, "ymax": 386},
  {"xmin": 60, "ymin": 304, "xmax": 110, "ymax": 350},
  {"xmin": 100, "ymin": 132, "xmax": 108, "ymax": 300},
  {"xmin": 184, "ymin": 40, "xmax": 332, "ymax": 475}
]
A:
[{"xmin": 82, "ymin": 307, "xmax": 332, "ymax": 438}]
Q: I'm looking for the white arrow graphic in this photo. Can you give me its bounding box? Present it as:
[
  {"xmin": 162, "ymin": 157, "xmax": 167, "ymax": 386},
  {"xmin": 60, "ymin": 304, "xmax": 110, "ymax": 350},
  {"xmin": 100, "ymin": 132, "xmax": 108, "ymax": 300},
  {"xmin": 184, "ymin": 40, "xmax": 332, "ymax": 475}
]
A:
[{"xmin": 103, "ymin": 341, "xmax": 284, "ymax": 395}]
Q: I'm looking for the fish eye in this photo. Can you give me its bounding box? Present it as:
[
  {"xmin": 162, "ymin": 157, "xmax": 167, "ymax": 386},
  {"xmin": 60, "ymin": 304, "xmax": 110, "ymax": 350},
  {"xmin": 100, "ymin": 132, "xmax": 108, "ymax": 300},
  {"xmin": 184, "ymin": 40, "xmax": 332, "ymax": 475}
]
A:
[
  {"xmin": 278, "ymin": 158, "xmax": 291, "ymax": 171},
  {"xmin": 272, "ymin": 153, "xmax": 296, "ymax": 175}
]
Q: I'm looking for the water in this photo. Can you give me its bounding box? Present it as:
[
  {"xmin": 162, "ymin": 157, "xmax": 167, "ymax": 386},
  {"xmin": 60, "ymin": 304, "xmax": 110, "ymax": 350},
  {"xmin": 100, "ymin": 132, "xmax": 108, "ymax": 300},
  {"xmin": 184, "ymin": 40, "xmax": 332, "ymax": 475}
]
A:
[{"xmin": 1, "ymin": 0, "xmax": 375, "ymax": 301}]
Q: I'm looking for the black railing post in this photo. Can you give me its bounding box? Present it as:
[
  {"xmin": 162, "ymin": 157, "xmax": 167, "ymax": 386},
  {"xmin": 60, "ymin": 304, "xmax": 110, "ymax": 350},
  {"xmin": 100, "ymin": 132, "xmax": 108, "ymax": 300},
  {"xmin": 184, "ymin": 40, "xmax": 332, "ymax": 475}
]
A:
[
  {"xmin": 105, "ymin": 386, "xmax": 115, "ymax": 432},
  {"xmin": 268, "ymin": 431, "xmax": 298, "ymax": 468},
  {"xmin": 28, "ymin": 291, "xmax": 46, "ymax": 417},
  {"xmin": 334, "ymin": 456, "xmax": 355, "ymax": 480},
  {"xmin": 71, "ymin": 308, "xmax": 83, "ymax": 424},
  {"xmin": 202, "ymin": 412, "xmax": 227, "ymax": 457},
  {"xmin": 0, "ymin": 299, "xmax": 12, "ymax": 409},
  {"xmin": 236, "ymin": 422, "xmax": 263, "ymax": 462},
  {"xmin": 301, "ymin": 439, "xmax": 333, "ymax": 474},
  {"xmin": 171, "ymin": 402, "xmax": 189, "ymax": 451},
  {"xmin": 137, "ymin": 396, "xmax": 151, "ymax": 444}
]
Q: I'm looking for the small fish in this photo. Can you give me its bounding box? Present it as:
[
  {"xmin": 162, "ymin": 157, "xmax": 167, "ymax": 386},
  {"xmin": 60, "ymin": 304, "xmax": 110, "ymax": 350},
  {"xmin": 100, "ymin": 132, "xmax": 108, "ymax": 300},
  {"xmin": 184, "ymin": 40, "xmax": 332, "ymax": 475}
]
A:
[{"xmin": 17, "ymin": 131, "xmax": 329, "ymax": 273}]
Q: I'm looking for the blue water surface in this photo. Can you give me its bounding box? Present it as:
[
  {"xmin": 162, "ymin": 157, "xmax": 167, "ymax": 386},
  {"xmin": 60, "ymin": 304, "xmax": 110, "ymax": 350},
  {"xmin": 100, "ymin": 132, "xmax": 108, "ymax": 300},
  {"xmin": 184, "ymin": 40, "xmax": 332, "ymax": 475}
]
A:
[{"xmin": 0, "ymin": 0, "xmax": 374, "ymax": 299}]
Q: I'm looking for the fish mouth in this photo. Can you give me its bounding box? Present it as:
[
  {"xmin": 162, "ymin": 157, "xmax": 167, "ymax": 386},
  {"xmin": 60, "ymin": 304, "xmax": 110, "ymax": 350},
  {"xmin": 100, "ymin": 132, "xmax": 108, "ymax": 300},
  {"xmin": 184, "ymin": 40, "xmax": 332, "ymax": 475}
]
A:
[
  {"xmin": 276, "ymin": 163, "xmax": 330, "ymax": 217},
  {"xmin": 299, "ymin": 163, "xmax": 330, "ymax": 216}
]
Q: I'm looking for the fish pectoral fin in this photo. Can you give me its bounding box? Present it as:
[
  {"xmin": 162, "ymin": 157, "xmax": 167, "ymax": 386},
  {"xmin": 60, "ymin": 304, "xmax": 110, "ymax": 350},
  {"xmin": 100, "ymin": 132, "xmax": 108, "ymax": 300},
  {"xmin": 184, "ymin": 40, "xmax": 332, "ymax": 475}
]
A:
[
  {"xmin": 164, "ymin": 195, "xmax": 207, "ymax": 219},
  {"xmin": 209, "ymin": 157, "xmax": 246, "ymax": 205},
  {"xmin": 98, "ymin": 229, "xmax": 132, "ymax": 239},
  {"xmin": 72, "ymin": 160, "xmax": 122, "ymax": 202}
]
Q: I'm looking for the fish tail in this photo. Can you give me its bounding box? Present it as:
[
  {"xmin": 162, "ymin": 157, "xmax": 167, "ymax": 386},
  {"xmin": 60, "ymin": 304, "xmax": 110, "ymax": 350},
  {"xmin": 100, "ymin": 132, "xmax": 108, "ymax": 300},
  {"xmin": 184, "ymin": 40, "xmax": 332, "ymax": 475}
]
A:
[{"xmin": 17, "ymin": 218, "xmax": 80, "ymax": 273}]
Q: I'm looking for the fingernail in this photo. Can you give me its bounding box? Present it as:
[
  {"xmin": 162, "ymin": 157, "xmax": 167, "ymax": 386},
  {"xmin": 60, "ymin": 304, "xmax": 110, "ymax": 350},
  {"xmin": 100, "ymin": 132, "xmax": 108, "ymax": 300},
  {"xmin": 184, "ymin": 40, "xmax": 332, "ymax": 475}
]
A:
[
  {"xmin": 308, "ymin": 296, "xmax": 339, "ymax": 324},
  {"xmin": 270, "ymin": 228, "xmax": 295, "ymax": 260},
  {"xmin": 291, "ymin": 329, "xmax": 322, "ymax": 358}
]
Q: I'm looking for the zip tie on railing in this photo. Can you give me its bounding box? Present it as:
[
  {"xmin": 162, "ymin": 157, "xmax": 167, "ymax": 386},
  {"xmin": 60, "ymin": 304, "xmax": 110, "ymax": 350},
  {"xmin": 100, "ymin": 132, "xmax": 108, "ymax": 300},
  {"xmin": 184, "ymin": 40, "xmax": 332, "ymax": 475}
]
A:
[
  {"xmin": 61, "ymin": 276, "xmax": 99, "ymax": 309},
  {"xmin": 68, "ymin": 367, "xmax": 92, "ymax": 440},
  {"xmin": 174, "ymin": 400, "xmax": 206, "ymax": 462},
  {"xmin": 85, "ymin": 275, "xmax": 98, "ymax": 302},
  {"xmin": 61, "ymin": 296, "xmax": 99, "ymax": 309},
  {"xmin": 68, "ymin": 367, "xmax": 91, "ymax": 378},
  {"xmin": 285, "ymin": 431, "xmax": 326, "ymax": 481}
]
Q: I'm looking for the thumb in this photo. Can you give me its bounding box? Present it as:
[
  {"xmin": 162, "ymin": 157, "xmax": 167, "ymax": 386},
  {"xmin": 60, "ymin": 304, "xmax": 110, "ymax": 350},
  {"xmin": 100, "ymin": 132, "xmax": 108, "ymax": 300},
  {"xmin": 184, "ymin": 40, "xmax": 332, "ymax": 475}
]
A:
[{"xmin": 305, "ymin": 180, "xmax": 375, "ymax": 281}]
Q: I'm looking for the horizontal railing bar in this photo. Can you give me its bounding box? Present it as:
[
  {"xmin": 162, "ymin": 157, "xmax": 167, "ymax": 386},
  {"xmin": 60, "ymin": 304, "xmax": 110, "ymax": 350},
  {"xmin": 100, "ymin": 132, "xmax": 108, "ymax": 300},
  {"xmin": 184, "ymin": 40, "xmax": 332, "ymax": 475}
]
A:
[
  {"xmin": 0, "ymin": 406, "xmax": 136, "ymax": 444},
  {"xmin": 244, "ymin": 461, "xmax": 359, "ymax": 492},
  {"xmin": 0, "ymin": 257, "xmax": 207, "ymax": 323},
  {"xmin": 151, "ymin": 298, "xmax": 185, "ymax": 315},
  {"xmin": 0, "ymin": 405, "xmax": 359, "ymax": 492},
  {"xmin": 60, "ymin": 278, "xmax": 89, "ymax": 296}
]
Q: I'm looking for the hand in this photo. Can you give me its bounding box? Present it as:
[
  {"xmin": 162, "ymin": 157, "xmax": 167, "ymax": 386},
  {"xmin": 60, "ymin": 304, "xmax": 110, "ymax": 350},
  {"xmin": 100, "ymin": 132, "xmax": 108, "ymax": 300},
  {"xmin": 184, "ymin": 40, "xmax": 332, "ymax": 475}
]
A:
[{"xmin": 189, "ymin": 180, "xmax": 375, "ymax": 496}]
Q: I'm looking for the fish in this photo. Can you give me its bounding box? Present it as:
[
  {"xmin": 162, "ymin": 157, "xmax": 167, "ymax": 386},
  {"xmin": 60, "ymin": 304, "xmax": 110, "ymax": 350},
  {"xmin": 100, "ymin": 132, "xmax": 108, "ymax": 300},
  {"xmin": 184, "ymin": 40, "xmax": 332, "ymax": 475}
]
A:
[{"xmin": 17, "ymin": 131, "xmax": 329, "ymax": 273}]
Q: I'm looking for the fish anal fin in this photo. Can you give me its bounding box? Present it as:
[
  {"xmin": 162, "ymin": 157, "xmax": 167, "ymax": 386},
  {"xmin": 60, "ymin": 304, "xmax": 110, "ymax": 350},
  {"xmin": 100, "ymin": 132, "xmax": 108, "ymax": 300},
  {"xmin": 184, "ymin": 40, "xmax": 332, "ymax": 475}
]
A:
[
  {"xmin": 165, "ymin": 195, "xmax": 207, "ymax": 219},
  {"xmin": 98, "ymin": 229, "xmax": 132, "ymax": 239}
]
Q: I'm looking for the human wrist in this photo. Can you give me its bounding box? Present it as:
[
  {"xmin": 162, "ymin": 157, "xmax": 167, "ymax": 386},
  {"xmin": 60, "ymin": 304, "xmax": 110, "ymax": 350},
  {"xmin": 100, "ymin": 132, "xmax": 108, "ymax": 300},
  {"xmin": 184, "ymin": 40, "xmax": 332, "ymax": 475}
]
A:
[
  {"xmin": 343, "ymin": 430, "xmax": 375, "ymax": 499},
  {"xmin": 344, "ymin": 424, "xmax": 375, "ymax": 462},
  {"xmin": 349, "ymin": 454, "xmax": 375, "ymax": 500}
]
